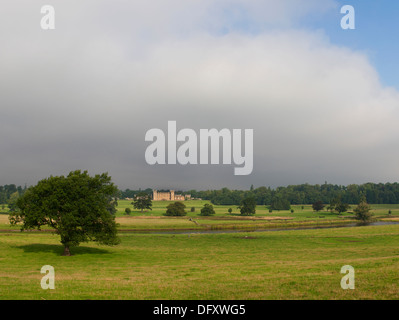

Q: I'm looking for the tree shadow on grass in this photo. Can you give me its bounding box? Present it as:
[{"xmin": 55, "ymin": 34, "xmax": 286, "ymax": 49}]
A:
[{"xmin": 14, "ymin": 243, "xmax": 111, "ymax": 256}]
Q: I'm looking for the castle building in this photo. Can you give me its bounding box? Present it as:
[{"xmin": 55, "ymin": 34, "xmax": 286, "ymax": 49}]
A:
[{"xmin": 152, "ymin": 190, "xmax": 191, "ymax": 201}]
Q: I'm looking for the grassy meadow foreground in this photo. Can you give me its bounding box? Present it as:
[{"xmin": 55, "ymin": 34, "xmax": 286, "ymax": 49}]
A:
[{"xmin": 0, "ymin": 201, "xmax": 399, "ymax": 299}]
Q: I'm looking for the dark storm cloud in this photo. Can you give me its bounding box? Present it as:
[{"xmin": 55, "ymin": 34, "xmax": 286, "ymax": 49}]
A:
[{"xmin": 1, "ymin": 0, "xmax": 399, "ymax": 190}]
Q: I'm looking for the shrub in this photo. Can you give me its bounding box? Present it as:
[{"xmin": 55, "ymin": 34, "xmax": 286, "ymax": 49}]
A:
[
  {"xmin": 238, "ymin": 197, "xmax": 256, "ymax": 215},
  {"xmin": 200, "ymin": 204, "xmax": 216, "ymax": 216},
  {"xmin": 164, "ymin": 202, "xmax": 187, "ymax": 216},
  {"xmin": 228, "ymin": 208, "xmax": 232, "ymax": 214},
  {"xmin": 335, "ymin": 203, "xmax": 350, "ymax": 215},
  {"xmin": 190, "ymin": 207, "xmax": 195, "ymax": 212},
  {"xmin": 312, "ymin": 201, "xmax": 325, "ymax": 212},
  {"xmin": 354, "ymin": 201, "xmax": 373, "ymax": 222},
  {"xmin": 124, "ymin": 207, "xmax": 131, "ymax": 215}
]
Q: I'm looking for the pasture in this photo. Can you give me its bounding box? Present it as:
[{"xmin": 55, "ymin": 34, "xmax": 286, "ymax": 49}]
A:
[{"xmin": 0, "ymin": 201, "xmax": 399, "ymax": 300}]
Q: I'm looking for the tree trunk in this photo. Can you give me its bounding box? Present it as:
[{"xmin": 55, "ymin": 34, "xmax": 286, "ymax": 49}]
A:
[{"xmin": 62, "ymin": 245, "xmax": 71, "ymax": 256}]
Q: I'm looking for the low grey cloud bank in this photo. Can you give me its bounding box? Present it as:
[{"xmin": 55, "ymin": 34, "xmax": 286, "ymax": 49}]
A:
[{"xmin": 1, "ymin": 0, "xmax": 398, "ymax": 190}]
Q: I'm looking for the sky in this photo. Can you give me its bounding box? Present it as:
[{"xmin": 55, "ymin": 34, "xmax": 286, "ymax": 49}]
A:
[{"xmin": 1, "ymin": 0, "xmax": 399, "ymax": 191}]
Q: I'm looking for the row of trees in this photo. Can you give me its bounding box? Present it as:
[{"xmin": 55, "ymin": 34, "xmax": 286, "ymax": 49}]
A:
[
  {"xmin": 185, "ymin": 182, "xmax": 399, "ymax": 206},
  {"xmin": 4, "ymin": 182, "xmax": 399, "ymax": 206},
  {"xmin": 0, "ymin": 185, "xmax": 27, "ymax": 210},
  {"xmin": 165, "ymin": 202, "xmax": 217, "ymax": 216},
  {"xmin": 163, "ymin": 201, "xmax": 255, "ymax": 216},
  {"xmin": 163, "ymin": 196, "xmax": 373, "ymax": 221},
  {"xmin": 312, "ymin": 197, "xmax": 351, "ymax": 214}
]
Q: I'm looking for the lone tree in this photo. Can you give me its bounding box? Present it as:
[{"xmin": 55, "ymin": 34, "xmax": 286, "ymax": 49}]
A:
[
  {"xmin": 9, "ymin": 170, "xmax": 120, "ymax": 256},
  {"xmin": 327, "ymin": 196, "xmax": 350, "ymax": 215},
  {"xmin": 312, "ymin": 201, "xmax": 325, "ymax": 212},
  {"xmin": 200, "ymin": 203, "xmax": 216, "ymax": 216},
  {"xmin": 353, "ymin": 201, "xmax": 373, "ymax": 222},
  {"xmin": 335, "ymin": 202, "xmax": 350, "ymax": 215},
  {"xmin": 238, "ymin": 196, "xmax": 256, "ymax": 216},
  {"xmin": 164, "ymin": 202, "xmax": 187, "ymax": 216},
  {"xmin": 132, "ymin": 192, "xmax": 152, "ymax": 212}
]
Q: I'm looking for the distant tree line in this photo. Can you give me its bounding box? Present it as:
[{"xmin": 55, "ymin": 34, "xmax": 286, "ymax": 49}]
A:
[
  {"xmin": 119, "ymin": 188, "xmax": 152, "ymax": 199},
  {"xmin": 0, "ymin": 185, "xmax": 26, "ymax": 205},
  {"xmin": 184, "ymin": 183, "xmax": 399, "ymax": 206},
  {"xmin": 3, "ymin": 182, "xmax": 399, "ymax": 207},
  {"xmin": 118, "ymin": 183, "xmax": 399, "ymax": 206}
]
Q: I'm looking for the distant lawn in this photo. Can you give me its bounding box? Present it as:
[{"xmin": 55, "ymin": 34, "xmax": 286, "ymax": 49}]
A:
[
  {"xmin": 110, "ymin": 201, "xmax": 399, "ymax": 231},
  {"xmin": 1, "ymin": 202, "xmax": 398, "ymax": 232}
]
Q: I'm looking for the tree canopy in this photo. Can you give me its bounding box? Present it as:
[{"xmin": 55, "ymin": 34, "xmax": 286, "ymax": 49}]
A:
[
  {"xmin": 335, "ymin": 202, "xmax": 351, "ymax": 215},
  {"xmin": 132, "ymin": 192, "xmax": 152, "ymax": 212},
  {"xmin": 164, "ymin": 202, "xmax": 187, "ymax": 216},
  {"xmin": 353, "ymin": 201, "xmax": 373, "ymax": 222},
  {"xmin": 312, "ymin": 201, "xmax": 325, "ymax": 212},
  {"xmin": 238, "ymin": 196, "xmax": 256, "ymax": 215},
  {"xmin": 180, "ymin": 182, "xmax": 399, "ymax": 206},
  {"xmin": 200, "ymin": 203, "xmax": 216, "ymax": 216},
  {"xmin": 9, "ymin": 170, "xmax": 120, "ymax": 256},
  {"xmin": 269, "ymin": 196, "xmax": 291, "ymax": 211}
]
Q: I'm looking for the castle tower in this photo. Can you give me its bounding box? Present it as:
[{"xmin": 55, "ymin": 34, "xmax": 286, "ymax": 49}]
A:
[
  {"xmin": 153, "ymin": 190, "xmax": 158, "ymax": 201},
  {"xmin": 170, "ymin": 190, "xmax": 175, "ymax": 201}
]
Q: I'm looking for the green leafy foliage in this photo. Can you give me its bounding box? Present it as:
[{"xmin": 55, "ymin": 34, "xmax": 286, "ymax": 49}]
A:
[
  {"xmin": 9, "ymin": 170, "xmax": 120, "ymax": 255},
  {"xmin": 164, "ymin": 202, "xmax": 187, "ymax": 216},
  {"xmin": 7, "ymin": 191, "xmax": 19, "ymax": 212},
  {"xmin": 238, "ymin": 197, "xmax": 256, "ymax": 215},
  {"xmin": 132, "ymin": 192, "xmax": 152, "ymax": 212},
  {"xmin": 199, "ymin": 204, "xmax": 215, "ymax": 216},
  {"xmin": 181, "ymin": 183, "xmax": 399, "ymax": 206},
  {"xmin": 353, "ymin": 201, "xmax": 373, "ymax": 222},
  {"xmin": 335, "ymin": 203, "xmax": 350, "ymax": 214},
  {"xmin": 269, "ymin": 196, "xmax": 291, "ymax": 211},
  {"xmin": 312, "ymin": 201, "xmax": 325, "ymax": 212}
]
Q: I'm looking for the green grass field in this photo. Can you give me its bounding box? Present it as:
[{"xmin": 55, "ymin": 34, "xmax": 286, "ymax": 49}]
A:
[
  {"xmin": 115, "ymin": 201, "xmax": 399, "ymax": 231},
  {"xmin": 1, "ymin": 224, "xmax": 399, "ymax": 299},
  {"xmin": 1, "ymin": 201, "xmax": 399, "ymax": 300}
]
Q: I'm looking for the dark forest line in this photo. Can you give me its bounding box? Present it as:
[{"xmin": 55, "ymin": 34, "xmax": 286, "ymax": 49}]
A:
[
  {"xmin": 119, "ymin": 182, "xmax": 399, "ymax": 206},
  {"xmin": 3, "ymin": 182, "xmax": 399, "ymax": 207}
]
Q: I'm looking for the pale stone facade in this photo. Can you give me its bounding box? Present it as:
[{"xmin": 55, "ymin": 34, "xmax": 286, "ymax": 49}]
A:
[{"xmin": 152, "ymin": 190, "xmax": 191, "ymax": 201}]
